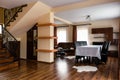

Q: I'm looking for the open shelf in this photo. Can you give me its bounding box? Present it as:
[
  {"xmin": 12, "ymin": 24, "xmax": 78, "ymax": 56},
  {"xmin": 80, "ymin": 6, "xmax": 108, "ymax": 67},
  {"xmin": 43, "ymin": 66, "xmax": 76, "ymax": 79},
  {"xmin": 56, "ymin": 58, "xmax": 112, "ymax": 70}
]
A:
[
  {"xmin": 113, "ymin": 32, "xmax": 119, "ymax": 34},
  {"xmin": 37, "ymin": 23, "xmax": 56, "ymax": 27},
  {"xmin": 93, "ymin": 37, "xmax": 105, "ymax": 38},
  {"xmin": 36, "ymin": 36, "xmax": 57, "ymax": 39},
  {"xmin": 36, "ymin": 49, "xmax": 57, "ymax": 53}
]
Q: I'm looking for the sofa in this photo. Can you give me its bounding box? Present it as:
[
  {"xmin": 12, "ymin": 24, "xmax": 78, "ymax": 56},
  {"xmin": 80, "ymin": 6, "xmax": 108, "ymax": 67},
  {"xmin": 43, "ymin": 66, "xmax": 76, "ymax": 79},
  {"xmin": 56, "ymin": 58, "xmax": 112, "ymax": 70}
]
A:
[
  {"xmin": 56, "ymin": 42, "xmax": 75, "ymax": 56},
  {"xmin": 56, "ymin": 41, "xmax": 88, "ymax": 56}
]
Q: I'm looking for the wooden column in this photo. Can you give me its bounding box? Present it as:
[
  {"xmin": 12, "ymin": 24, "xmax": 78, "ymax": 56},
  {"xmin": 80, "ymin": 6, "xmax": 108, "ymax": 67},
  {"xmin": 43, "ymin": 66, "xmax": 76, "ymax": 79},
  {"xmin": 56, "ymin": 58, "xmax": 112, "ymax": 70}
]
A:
[
  {"xmin": 54, "ymin": 27, "xmax": 57, "ymax": 48},
  {"xmin": 117, "ymin": 18, "xmax": 120, "ymax": 79},
  {"xmin": 36, "ymin": 12, "xmax": 57, "ymax": 63},
  {"xmin": 0, "ymin": 7, "xmax": 4, "ymax": 24},
  {"xmin": 72, "ymin": 25, "xmax": 77, "ymax": 42}
]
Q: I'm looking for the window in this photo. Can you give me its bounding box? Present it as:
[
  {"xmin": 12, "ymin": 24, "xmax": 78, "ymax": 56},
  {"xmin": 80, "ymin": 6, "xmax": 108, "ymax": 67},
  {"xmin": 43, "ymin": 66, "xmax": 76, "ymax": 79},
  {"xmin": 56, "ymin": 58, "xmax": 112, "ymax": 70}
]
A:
[
  {"xmin": 57, "ymin": 27, "xmax": 67, "ymax": 43},
  {"xmin": 77, "ymin": 26, "xmax": 89, "ymax": 43},
  {"xmin": 0, "ymin": 24, "xmax": 2, "ymax": 34}
]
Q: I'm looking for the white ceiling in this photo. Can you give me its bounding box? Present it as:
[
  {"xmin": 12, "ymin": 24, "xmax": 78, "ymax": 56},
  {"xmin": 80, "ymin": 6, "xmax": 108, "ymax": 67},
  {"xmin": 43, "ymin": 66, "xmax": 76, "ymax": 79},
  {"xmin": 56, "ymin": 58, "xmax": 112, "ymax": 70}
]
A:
[
  {"xmin": 0, "ymin": 0, "xmax": 86, "ymax": 8},
  {"xmin": 55, "ymin": 2, "xmax": 120, "ymax": 23},
  {"xmin": 0, "ymin": 0, "xmax": 120, "ymax": 23}
]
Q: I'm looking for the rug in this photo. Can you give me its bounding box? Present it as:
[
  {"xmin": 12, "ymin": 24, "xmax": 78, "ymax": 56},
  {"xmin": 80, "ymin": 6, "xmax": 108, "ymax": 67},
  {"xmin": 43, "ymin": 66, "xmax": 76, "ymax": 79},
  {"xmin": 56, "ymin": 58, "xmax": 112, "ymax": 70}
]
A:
[
  {"xmin": 73, "ymin": 66, "xmax": 98, "ymax": 72},
  {"xmin": 65, "ymin": 56, "xmax": 75, "ymax": 59}
]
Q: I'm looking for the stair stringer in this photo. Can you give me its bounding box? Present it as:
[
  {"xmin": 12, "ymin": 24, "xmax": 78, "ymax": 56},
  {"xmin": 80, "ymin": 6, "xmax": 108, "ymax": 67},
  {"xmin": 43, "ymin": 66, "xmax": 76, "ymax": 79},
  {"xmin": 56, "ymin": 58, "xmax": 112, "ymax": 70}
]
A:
[{"xmin": 7, "ymin": 1, "xmax": 52, "ymax": 36}]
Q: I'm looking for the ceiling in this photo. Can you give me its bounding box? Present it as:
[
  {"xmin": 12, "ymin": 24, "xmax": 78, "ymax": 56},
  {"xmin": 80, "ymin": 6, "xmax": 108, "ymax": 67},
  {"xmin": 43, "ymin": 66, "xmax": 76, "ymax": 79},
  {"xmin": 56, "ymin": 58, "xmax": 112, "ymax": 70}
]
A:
[
  {"xmin": 0, "ymin": 0, "xmax": 120, "ymax": 23},
  {"xmin": 0, "ymin": 0, "xmax": 86, "ymax": 8},
  {"xmin": 55, "ymin": 2, "xmax": 120, "ymax": 23}
]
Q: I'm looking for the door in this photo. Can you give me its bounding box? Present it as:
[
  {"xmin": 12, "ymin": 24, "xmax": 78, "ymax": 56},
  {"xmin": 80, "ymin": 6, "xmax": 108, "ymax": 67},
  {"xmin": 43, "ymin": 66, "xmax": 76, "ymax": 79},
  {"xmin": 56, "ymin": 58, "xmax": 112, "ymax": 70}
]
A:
[{"xmin": 27, "ymin": 25, "xmax": 37, "ymax": 60}]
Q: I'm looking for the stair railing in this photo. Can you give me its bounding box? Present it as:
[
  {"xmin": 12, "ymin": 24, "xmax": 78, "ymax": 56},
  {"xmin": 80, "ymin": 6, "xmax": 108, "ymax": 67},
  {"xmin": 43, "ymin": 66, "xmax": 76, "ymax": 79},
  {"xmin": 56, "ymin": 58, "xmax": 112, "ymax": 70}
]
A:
[
  {"xmin": 1, "ymin": 4, "xmax": 28, "ymax": 63},
  {"xmin": 0, "ymin": 4, "xmax": 27, "ymax": 65},
  {"xmin": 4, "ymin": 4, "xmax": 27, "ymax": 27},
  {"xmin": 1, "ymin": 24, "xmax": 20, "ymax": 62}
]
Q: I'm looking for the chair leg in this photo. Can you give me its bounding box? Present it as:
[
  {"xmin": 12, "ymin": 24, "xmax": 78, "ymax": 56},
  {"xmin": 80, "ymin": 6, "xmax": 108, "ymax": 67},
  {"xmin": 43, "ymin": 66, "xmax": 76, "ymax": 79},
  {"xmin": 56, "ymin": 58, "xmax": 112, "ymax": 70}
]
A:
[
  {"xmin": 101, "ymin": 55, "xmax": 108, "ymax": 64},
  {"xmin": 75, "ymin": 56, "xmax": 79, "ymax": 63}
]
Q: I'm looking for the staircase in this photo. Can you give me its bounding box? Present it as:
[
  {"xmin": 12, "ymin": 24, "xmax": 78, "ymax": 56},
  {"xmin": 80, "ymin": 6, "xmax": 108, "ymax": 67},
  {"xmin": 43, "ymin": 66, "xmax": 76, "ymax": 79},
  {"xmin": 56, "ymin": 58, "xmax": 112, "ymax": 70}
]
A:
[
  {"xmin": 0, "ymin": 4, "xmax": 25, "ymax": 71},
  {"xmin": 0, "ymin": 1, "xmax": 52, "ymax": 71},
  {"xmin": 0, "ymin": 35, "xmax": 18, "ymax": 71}
]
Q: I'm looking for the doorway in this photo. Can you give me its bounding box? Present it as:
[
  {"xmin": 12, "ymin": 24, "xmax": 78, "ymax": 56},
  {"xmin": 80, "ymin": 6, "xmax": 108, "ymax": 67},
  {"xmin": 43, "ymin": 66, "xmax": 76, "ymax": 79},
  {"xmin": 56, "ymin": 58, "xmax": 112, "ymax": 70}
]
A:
[{"xmin": 27, "ymin": 25, "xmax": 37, "ymax": 60}]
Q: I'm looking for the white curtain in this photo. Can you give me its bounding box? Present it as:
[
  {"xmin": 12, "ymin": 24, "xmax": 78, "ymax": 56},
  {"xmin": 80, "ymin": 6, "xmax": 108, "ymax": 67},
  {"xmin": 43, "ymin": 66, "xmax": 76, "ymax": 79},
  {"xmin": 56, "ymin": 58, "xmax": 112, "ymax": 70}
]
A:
[
  {"xmin": 77, "ymin": 26, "xmax": 89, "ymax": 43},
  {"xmin": 57, "ymin": 27, "xmax": 67, "ymax": 43}
]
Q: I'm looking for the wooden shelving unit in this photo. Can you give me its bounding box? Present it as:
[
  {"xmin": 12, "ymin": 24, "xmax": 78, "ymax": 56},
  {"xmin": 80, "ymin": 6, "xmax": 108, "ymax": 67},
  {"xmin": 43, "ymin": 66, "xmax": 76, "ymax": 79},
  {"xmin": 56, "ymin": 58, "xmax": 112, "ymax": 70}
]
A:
[
  {"xmin": 93, "ymin": 37, "xmax": 105, "ymax": 38},
  {"xmin": 112, "ymin": 32, "xmax": 119, "ymax": 45},
  {"xmin": 91, "ymin": 27, "xmax": 113, "ymax": 41},
  {"xmin": 36, "ymin": 36, "xmax": 57, "ymax": 39},
  {"xmin": 37, "ymin": 23, "xmax": 56, "ymax": 27},
  {"xmin": 113, "ymin": 32, "xmax": 119, "ymax": 34},
  {"xmin": 36, "ymin": 22, "xmax": 57, "ymax": 54},
  {"xmin": 36, "ymin": 49, "xmax": 57, "ymax": 53}
]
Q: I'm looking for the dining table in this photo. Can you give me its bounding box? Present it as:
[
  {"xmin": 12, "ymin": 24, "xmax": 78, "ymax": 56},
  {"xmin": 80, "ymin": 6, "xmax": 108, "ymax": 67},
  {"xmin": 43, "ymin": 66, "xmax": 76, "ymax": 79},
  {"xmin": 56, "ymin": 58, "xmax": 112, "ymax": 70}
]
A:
[
  {"xmin": 75, "ymin": 45, "xmax": 102, "ymax": 65},
  {"xmin": 75, "ymin": 45, "xmax": 102, "ymax": 59}
]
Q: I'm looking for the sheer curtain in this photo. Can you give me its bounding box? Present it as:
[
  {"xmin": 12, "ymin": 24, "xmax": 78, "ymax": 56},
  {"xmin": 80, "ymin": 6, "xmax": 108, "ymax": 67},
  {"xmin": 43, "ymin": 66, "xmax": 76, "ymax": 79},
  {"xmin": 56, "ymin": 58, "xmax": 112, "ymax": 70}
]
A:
[
  {"xmin": 77, "ymin": 26, "xmax": 89, "ymax": 43},
  {"xmin": 57, "ymin": 27, "xmax": 67, "ymax": 43}
]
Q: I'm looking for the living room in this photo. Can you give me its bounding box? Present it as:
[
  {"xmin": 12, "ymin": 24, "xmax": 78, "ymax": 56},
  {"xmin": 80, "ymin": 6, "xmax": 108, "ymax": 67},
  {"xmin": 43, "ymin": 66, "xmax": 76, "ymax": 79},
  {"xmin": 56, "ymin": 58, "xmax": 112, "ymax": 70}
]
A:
[{"xmin": 0, "ymin": 0, "xmax": 120, "ymax": 80}]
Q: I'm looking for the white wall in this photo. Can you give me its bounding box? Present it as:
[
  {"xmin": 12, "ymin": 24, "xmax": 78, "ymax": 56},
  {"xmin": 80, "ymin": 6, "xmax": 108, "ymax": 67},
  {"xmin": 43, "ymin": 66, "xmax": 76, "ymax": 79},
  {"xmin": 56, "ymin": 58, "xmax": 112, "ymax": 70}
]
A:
[{"xmin": 67, "ymin": 25, "xmax": 73, "ymax": 42}]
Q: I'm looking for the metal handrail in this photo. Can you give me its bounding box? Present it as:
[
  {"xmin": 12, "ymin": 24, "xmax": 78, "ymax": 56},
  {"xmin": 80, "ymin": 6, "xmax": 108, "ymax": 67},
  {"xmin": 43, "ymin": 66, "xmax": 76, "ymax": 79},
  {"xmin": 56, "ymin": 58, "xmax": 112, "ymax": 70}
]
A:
[
  {"xmin": 2, "ymin": 24, "xmax": 17, "ymax": 42},
  {"xmin": 5, "ymin": 4, "xmax": 27, "ymax": 27}
]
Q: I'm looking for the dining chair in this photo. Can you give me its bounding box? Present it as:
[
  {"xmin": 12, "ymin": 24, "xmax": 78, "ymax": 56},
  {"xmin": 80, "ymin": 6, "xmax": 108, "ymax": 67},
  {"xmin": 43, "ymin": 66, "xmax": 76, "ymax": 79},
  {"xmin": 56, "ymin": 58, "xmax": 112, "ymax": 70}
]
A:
[
  {"xmin": 74, "ymin": 41, "xmax": 89, "ymax": 63},
  {"xmin": 101, "ymin": 41, "xmax": 111, "ymax": 64}
]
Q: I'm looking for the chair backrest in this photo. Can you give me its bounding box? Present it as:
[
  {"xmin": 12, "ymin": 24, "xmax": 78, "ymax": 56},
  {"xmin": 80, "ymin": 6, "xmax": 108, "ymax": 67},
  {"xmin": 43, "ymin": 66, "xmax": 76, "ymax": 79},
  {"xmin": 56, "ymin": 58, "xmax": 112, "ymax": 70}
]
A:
[
  {"xmin": 74, "ymin": 41, "xmax": 87, "ymax": 48},
  {"xmin": 101, "ymin": 41, "xmax": 111, "ymax": 54}
]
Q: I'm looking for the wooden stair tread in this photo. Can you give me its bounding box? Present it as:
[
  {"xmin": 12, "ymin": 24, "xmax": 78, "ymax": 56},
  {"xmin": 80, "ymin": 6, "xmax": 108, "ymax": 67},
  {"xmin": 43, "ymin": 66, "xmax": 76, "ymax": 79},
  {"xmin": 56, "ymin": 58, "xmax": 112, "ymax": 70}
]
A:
[
  {"xmin": 0, "ymin": 61, "xmax": 18, "ymax": 71},
  {"xmin": 0, "ymin": 49, "xmax": 7, "ymax": 53},
  {"xmin": 0, "ymin": 56, "xmax": 13, "ymax": 59},
  {"xmin": 0, "ymin": 57, "xmax": 14, "ymax": 64},
  {"xmin": 0, "ymin": 53, "xmax": 10, "ymax": 58}
]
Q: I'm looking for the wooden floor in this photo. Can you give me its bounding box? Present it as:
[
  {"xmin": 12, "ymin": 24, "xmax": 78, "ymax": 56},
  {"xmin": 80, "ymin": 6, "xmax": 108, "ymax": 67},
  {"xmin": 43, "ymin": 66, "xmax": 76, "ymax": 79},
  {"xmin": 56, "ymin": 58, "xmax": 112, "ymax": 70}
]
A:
[{"xmin": 0, "ymin": 56, "xmax": 118, "ymax": 80}]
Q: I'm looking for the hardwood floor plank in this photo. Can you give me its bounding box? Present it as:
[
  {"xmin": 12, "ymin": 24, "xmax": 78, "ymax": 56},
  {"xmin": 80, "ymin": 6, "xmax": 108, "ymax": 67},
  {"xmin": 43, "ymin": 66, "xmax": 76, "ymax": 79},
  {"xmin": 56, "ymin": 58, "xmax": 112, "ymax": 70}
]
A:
[{"xmin": 0, "ymin": 57, "xmax": 118, "ymax": 80}]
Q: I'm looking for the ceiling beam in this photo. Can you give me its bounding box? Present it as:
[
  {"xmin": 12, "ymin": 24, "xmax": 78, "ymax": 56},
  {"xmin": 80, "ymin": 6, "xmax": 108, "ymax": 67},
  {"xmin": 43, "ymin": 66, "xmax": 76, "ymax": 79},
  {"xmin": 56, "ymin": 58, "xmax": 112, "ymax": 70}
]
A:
[
  {"xmin": 54, "ymin": 16, "xmax": 72, "ymax": 24},
  {"xmin": 56, "ymin": 22, "xmax": 92, "ymax": 27},
  {"xmin": 52, "ymin": 0, "xmax": 119, "ymax": 12}
]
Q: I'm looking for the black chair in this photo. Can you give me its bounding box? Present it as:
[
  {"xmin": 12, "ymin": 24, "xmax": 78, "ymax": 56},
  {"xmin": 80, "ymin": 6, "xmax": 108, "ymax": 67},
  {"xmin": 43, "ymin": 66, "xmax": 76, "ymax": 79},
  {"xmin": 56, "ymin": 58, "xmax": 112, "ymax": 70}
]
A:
[
  {"xmin": 75, "ymin": 41, "xmax": 87, "ymax": 47},
  {"xmin": 74, "ymin": 41, "xmax": 88, "ymax": 63},
  {"xmin": 101, "ymin": 41, "xmax": 111, "ymax": 64}
]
